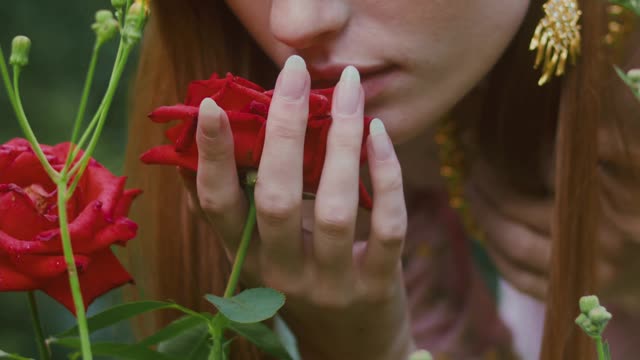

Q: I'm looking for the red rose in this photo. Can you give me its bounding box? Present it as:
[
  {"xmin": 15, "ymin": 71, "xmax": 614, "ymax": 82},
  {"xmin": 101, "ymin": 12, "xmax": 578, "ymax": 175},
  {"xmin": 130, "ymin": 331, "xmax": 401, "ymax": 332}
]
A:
[
  {"xmin": 140, "ymin": 73, "xmax": 373, "ymax": 208},
  {"xmin": 0, "ymin": 138, "xmax": 140, "ymax": 314}
]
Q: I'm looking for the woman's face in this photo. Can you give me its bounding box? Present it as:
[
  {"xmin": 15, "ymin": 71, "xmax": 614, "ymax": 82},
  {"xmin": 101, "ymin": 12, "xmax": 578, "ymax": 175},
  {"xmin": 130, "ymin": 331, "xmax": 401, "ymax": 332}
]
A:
[{"xmin": 225, "ymin": 0, "xmax": 531, "ymax": 143}]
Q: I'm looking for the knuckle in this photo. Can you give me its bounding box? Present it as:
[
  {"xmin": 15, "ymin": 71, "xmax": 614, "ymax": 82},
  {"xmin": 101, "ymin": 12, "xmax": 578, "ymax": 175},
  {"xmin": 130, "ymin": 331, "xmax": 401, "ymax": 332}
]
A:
[
  {"xmin": 378, "ymin": 165, "xmax": 403, "ymax": 193},
  {"xmin": 255, "ymin": 187, "xmax": 301, "ymax": 224},
  {"xmin": 266, "ymin": 119, "xmax": 306, "ymax": 142},
  {"xmin": 374, "ymin": 218, "xmax": 407, "ymax": 249},
  {"xmin": 196, "ymin": 129, "xmax": 233, "ymax": 162},
  {"xmin": 360, "ymin": 282, "xmax": 397, "ymax": 305},
  {"xmin": 310, "ymin": 289, "xmax": 353, "ymax": 309},
  {"xmin": 315, "ymin": 205, "xmax": 356, "ymax": 238},
  {"xmin": 198, "ymin": 192, "xmax": 234, "ymax": 215},
  {"xmin": 261, "ymin": 267, "xmax": 309, "ymax": 296}
]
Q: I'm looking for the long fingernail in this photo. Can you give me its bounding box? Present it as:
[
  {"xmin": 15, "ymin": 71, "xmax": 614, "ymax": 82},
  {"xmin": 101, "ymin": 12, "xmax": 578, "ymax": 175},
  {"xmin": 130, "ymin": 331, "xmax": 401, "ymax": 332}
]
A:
[
  {"xmin": 335, "ymin": 66, "xmax": 361, "ymax": 115},
  {"xmin": 369, "ymin": 118, "xmax": 392, "ymax": 160},
  {"xmin": 199, "ymin": 98, "xmax": 221, "ymax": 134},
  {"xmin": 279, "ymin": 55, "xmax": 307, "ymax": 100}
]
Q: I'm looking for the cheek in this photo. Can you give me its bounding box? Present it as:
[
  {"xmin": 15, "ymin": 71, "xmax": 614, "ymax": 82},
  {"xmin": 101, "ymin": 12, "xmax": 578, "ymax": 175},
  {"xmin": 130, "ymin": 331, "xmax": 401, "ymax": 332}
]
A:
[
  {"xmin": 224, "ymin": 0, "xmax": 287, "ymax": 63},
  {"xmin": 377, "ymin": 0, "xmax": 530, "ymax": 142}
]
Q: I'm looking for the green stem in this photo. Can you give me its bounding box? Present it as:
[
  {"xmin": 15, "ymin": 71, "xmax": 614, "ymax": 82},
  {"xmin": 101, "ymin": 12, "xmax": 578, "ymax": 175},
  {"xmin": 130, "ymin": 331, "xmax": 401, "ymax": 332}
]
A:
[
  {"xmin": 9, "ymin": 65, "xmax": 59, "ymax": 181},
  {"xmin": 0, "ymin": 46, "xmax": 17, "ymax": 107},
  {"xmin": 211, "ymin": 325, "xmax": 223, "ymax": 360},
  {"xmin": 595, "ymin": 336, "xmax": 606, "ymax": 360},
  {"xmin": 63, "ymin": 42, "xmax": 102, "ymax": 172},
  {"xmin": 223, "ymin": 185, "xmax": 257, "ymax": 298},
  {"xmin": 27, "ymin": 292, "xmax": 50, "ymax": 360},
  {"xmin": 56, "ymin": 182, "xmax": 92, "ymax": 360},
  {"xmin": 210, "ymin": 176, "xmax": 257, "ymax": 360},
  {"xmin": 66, "ymin": 45, "xmax": 132, "ymax": 199}
]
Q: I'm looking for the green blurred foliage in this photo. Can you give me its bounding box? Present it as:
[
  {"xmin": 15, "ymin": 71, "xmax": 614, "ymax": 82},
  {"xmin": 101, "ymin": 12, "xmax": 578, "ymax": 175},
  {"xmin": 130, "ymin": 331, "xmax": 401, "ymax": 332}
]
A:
[{"xmin": 0, "ymin": 1, "xmax": 139, "ymax": 358}]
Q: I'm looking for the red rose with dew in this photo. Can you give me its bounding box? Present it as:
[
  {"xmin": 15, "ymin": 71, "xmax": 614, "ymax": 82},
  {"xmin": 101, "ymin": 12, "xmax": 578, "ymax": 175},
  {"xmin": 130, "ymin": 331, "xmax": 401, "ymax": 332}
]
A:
[
  {"xmin": 0, "ymin": 138, "xmax": 140, "ymax": 314},
  {"xmin": 140, "ymin": 73, "xmax": 373, "ymax": 208}
]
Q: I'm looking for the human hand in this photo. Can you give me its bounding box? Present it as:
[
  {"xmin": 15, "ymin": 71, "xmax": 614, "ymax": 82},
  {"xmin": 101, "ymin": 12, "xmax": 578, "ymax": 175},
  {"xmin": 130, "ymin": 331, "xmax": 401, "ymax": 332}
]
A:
[
  {"xmin": 466, "ymin": 160, "xmax": 640, "ymax": 307},
  {"xmin": 181, "ymin": 55, "xmax": 414, "ymax": 359}
]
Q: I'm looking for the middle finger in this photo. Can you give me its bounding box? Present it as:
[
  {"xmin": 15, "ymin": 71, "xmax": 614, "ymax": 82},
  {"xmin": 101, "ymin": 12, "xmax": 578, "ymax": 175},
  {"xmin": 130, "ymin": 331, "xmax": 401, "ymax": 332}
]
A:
[
  {"xmin": 255, "ymin": 55, "xmax": 310, "ymax": 275},
  {"xmin": 313, "ymin": 66, "xmax": 364, "ymax": 277}
]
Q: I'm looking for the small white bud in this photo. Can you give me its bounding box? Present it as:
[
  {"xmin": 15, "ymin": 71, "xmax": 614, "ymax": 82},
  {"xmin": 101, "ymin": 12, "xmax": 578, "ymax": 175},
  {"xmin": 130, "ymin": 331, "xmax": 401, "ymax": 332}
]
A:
[
  {"xmin": 628, "ymin": 69, "xmax": 640, "ymax": 83},
  {"xmin": 9, "ymin": 35, "xmax": 31, "ymax": 67},
  {"xmin": 579, "ymin": 295, "xmax": 600, "ymax": 314},
  {"xmin": 92, "ymin": 10, "xmax": 119, "ymax": 44},
  {"xmin": 409, "ymin": 350, "xmax": 433, "ymax": 360},
  {"xmin": 589, "ymin": 307, "xmax": 612, "ymax": 326}
]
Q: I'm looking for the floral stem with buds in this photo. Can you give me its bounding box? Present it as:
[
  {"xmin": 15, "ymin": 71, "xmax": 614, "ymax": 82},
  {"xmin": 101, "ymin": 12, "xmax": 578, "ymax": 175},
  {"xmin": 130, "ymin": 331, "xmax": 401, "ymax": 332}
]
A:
[
  {"xmin": 66, "ymin": 45, "xmax": 132, "ymax": 199},
  {"xmin": 27, "ymin": 292, "xmax": 50, "ymax": 360},
  {"xmin": 63, "ymin": 42, "xmax": 103, "ymax": 172},
  {"xmin": 0, "ymin": 47, "xmax": 60, "ymax": 181}
]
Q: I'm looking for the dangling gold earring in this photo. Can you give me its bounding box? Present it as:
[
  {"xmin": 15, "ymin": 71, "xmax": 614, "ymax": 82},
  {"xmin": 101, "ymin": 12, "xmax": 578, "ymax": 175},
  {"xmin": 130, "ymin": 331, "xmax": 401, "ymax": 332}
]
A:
[{"xmin": 530, "ymin": 0, "xmax": 583, "ymax": 86}]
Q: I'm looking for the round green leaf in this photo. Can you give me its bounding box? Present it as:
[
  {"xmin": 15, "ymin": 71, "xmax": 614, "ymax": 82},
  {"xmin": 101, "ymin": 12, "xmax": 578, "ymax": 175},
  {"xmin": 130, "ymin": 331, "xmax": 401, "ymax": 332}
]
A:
[{"xmin": 205, "ymin": 288, "xmax": 285, "ymax": 323}]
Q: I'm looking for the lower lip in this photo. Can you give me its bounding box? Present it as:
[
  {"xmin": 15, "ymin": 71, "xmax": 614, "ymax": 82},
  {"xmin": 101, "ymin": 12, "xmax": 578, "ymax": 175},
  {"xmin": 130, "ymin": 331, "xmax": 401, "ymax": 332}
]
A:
[{"xmin": 361, "ymin": 67, "xmax": 400, "ymax": 102}]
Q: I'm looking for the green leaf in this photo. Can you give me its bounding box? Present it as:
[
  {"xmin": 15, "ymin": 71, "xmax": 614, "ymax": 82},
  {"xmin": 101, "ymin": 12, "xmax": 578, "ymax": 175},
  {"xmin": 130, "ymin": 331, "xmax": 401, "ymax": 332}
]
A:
[
  {"xmin": 604, "ymin": 341, "xmax": 612, "ymax": 360},
  {"xmin": 227, "ymin": 321, "xmax": 293, "ymax": 360},
  {"xmin": 274, "ymin": 316, "xmax": 302, "ymax": 360},
  {"xmin": 205, "ymin": 288, "xmax": 285, "ymax": 323},
  {"xmin": 0, "ymin": 350, "xmax": 33, "ymax": 360},
  {"xmin": 157, "ymin": 322, "xmax": 211, "ymax": 360},
  {"xmin": 52, "ymin": 339, "xmax": 174, "ymax": 360},
  {"xmin": 139, "ymin": 314, "xmax": 208, "ymax": 347},
  {"xmin": 57, "ymin": 301, "xmax": 177, "ymax": 337}
]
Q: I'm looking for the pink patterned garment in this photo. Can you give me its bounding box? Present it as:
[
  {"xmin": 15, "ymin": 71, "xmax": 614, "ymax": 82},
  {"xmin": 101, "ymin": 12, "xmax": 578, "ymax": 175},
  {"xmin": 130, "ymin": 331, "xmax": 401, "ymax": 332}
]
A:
[
  {"xmin": 402, "ymin": 191, "xmax": 514, "ymax": 359},
  {"xmin": 404, "ymin": 191, "xmax": 640, "ymax": 360}
]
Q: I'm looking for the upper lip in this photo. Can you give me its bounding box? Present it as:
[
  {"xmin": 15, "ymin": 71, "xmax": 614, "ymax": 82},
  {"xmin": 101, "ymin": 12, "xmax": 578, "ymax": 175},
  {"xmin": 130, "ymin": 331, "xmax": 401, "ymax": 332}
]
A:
[{"xmin": 308, "ymin": 63, "xmax": 392, "ymax": 87}]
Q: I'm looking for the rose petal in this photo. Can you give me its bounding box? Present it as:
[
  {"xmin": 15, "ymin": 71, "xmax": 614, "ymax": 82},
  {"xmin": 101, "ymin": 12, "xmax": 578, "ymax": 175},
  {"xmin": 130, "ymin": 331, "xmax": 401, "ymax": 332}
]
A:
[
  {"xmin": 140, "ymin": 145, "xmax": 199, "ymax": 171},
  {"xmin": 10, "ymin": 254, "xmax": 90, "ymax": 279},
  {"xmin": 226, "ymin": 111, "xmax": 266, "ymax": 168},
  {"xmin": 0, "ymin": 259, "xmax": 39, "ymax": 291},
  {"xmin": 1, "ymin": 152, "xmax": 55, "ymax": 190},
  {"xmin": 41, "ymin": 250, "xmax": 133, "ymax": 314},
  {"xmin": 114, "ymin": 189, "xmax": 143, "ymax": 218},
  {"xmin": 82, "ymin": 167, "xmax": 126, "ymax": 218},
  {"xmin": 149, "ymin": 105, "xmax": 198, "ymax": 123},
  {"xmin": 0, "ymin": 185, "xmax": 57, "ymax": 239}
]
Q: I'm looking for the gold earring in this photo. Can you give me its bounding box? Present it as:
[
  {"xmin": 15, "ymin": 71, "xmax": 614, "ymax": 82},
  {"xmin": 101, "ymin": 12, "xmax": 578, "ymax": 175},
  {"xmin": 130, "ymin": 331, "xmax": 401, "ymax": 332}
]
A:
[{"xmin": 530, "ymin": 0, "xmax": 583, "ymax": 86}]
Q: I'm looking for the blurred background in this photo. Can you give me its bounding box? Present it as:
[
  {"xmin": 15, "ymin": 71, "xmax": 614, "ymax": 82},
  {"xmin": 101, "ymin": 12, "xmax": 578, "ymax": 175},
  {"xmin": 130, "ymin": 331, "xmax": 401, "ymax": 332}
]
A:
[{"xmin": 0, "ymin": 1, "xmax": 139, "ymax": 358}]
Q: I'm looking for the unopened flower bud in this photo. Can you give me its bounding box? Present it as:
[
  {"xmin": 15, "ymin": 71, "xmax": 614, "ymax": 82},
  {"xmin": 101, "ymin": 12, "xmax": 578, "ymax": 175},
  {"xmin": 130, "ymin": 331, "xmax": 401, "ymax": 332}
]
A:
[
  {"xmin": 409, "ymin": 350, "xmax": 433, "ymax": 360},
  {"xmin": 92, "ymin": 10, "xmax": 119, "ymax": 44},
  {"xmin": 111, "ymin": 0, "xmax": 127, "ymax": 8},
  {"xmin": 575, "ymin": 313, "xmax": 589, "ymax": 327},
  {"xmin": 576, "ymin": 315, "xmax": 599, "ymax": 337},
  {"xmin": 589, "ymin": 307, "xmax": 612, "ymax": 326},
  {"xmin": 579, "ymin": 295, "xmax": 600, "ymax": 314},
  {"xmin": 122, "ymin": 1, "xmax": 149, "ymax": 45},
  {"xmin": 9, "ymin": 35, "xmax": 31, "ymax": 67},
  {"xmin": 628, "ymin": 69, "xmax": 640, "ymax": 81}
]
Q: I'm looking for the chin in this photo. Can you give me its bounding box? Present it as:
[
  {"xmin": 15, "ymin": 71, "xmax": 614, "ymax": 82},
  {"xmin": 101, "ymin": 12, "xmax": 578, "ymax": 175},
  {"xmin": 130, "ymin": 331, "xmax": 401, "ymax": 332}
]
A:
[{"xmin": 365, "ymin": 104, "xmax": 438, "ymax": 145}]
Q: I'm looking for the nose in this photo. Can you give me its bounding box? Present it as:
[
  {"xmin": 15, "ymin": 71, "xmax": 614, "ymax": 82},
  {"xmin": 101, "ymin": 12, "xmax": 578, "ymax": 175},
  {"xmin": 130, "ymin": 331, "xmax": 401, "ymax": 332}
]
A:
[{"xmin": 270, "ymin": 0, "xmax": 350, "ymax": 50}]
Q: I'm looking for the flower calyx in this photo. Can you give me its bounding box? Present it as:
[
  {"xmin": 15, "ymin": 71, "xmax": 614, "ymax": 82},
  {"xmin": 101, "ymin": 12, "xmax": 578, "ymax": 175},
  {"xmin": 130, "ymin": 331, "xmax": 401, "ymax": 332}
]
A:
[
  {"xmin": 575, "ymin": 295, "xmax": 612, "ymax": 338},
  {"xmin": 409, "ymin": 350, "xmax": 433, "ymax": 360},
  {"xmin": 122, "ymin": 0, "xmax": 150, "ymax": 45},
  {"xmin": 9, "ymin": 35, "xmax": 31, "ymax": 68},
  {"xmin": 92, "ymin": 10, "xmax": 119, "ymax": 45}
]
